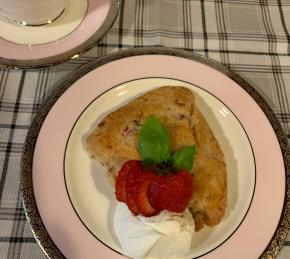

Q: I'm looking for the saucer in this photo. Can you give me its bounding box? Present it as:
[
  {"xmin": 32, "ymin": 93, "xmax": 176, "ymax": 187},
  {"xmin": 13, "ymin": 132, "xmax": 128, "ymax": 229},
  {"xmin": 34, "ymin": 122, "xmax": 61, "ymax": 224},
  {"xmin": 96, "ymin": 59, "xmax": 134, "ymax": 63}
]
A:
[
  {"xmin": 0, "ymin": 0, "xmax": 87, "ymax": 45},
  {"xmin": 0, "ymin": 0, "xmax": 120, "ymax": 69}
]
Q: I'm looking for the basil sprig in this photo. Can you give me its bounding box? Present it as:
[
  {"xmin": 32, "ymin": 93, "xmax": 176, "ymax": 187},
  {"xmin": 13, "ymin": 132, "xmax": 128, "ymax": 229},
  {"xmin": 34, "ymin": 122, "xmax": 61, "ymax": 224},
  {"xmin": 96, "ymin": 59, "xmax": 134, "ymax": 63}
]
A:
[
  {"xmin": 137, "ymin": 116, "xmax": 196, "ymax": 172},
  {"xmin": 137, "ymin": 116, "xmax": 171, "ymax": 163},
  {"xmin": 171, "ymin": 145, "xmax": 196, "ymax": 171}
]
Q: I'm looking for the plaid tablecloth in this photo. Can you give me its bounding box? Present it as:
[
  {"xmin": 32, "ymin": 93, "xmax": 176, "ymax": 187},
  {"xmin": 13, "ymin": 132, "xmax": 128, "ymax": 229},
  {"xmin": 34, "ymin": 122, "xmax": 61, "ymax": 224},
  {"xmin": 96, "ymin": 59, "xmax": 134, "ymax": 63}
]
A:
[{"xmin": 0, "ymin": 0, "xmax": 290, "ymax": 258}]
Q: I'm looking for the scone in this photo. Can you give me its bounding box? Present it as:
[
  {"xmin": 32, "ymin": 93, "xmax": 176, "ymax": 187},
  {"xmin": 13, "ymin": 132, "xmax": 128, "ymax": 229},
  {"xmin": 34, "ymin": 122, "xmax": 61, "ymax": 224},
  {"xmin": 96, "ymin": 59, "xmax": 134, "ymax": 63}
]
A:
[{"xmin": 85, "ymin": 86, "xmax": 227, "ymax": 231}]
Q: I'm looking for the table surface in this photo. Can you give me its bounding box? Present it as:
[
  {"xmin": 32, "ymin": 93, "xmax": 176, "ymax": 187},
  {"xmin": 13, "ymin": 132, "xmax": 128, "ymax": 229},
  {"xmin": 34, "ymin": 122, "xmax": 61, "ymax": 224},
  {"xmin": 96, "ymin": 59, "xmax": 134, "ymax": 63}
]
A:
[{"xmin": 0, "ymin": 0, "xmax": 290, "ymax": 258}]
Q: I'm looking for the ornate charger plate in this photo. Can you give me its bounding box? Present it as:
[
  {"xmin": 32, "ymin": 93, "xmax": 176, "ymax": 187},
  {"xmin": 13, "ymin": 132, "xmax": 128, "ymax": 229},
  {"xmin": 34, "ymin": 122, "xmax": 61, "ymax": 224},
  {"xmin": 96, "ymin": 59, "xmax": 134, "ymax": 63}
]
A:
[
  {"xmin": 0, "ymin": 0, "xmax": 120, "ymax": 69},
  {"xmin": 21, "ymin": 47, "xmax": 290, "ymax": 258}
]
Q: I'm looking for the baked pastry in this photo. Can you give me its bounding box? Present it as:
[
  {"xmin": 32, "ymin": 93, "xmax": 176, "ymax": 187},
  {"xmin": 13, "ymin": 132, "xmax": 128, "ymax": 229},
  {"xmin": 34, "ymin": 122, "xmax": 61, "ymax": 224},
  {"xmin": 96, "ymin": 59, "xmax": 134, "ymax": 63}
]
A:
[{"xmin": 85, "ymin": 86, "xmax": 227, "ymax": 231}]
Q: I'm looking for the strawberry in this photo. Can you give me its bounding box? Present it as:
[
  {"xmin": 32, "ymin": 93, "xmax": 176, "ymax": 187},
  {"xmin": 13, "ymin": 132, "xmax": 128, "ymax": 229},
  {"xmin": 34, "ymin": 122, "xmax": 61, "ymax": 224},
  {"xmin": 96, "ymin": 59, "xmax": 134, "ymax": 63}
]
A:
[
  {"xmin": 134, "ymin": 172, "xmax": 159, "ymax": 217},
  {"xmin": 115, "ymin": 160, "xmax": 139, "ymax": 202},
  {"xmin": 148, "ymin": 170, "xmax": 193, "ymax": 213},
  {"xmin": 116, "ymin": 161, "xmax": 193, "ymax": 216},
  {"xmin": 125, "ymin": 162, "xmax": 143, "ymax": 215}
]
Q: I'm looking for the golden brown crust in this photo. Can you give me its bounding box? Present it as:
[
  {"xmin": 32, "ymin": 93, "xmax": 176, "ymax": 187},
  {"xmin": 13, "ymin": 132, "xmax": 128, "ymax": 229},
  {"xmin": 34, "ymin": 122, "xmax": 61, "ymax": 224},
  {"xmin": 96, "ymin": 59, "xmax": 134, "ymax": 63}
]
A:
[
  {"xmin": 85, "ymin": 86, "xmax": 227, "ymax": 231},
  {"xmin": 189, "ymin": 107, "xmax": 227, "ymax": 231}
]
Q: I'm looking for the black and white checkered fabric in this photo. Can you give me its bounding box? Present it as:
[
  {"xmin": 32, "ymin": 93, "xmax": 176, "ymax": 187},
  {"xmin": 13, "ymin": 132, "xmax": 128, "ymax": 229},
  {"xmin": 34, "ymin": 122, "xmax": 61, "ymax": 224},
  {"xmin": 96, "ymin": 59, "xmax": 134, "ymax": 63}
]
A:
[{"xmin": 0, "ymin": 0, "xmax": 289, "ymax": 258}]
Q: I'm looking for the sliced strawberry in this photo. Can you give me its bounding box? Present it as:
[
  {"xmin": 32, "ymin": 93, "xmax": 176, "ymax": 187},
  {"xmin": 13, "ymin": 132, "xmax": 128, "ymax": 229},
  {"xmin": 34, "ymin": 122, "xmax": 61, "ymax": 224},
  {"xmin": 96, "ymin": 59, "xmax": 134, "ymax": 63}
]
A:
[
  {"xmin": 148, "ymin": 170, "xmax": 193, "ymax": 213},
  {"xmin": 115, "ymin": 160, "xmax": 139, "ymax": 202},
  {"xmin": 135, "ymin": 172, "xmax": 159, "ymax": 217},
  {"xmin": 125, "ymin": 162, "xmax": 143, "ymax": 215}
]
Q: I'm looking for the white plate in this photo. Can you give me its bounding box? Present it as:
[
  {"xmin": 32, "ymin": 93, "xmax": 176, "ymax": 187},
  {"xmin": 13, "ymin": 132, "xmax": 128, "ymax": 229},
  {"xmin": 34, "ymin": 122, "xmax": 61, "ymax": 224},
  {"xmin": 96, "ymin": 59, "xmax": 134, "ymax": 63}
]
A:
[{"xmin": 65, "ymin": 77, "xmax": 256, "ymax": 258}]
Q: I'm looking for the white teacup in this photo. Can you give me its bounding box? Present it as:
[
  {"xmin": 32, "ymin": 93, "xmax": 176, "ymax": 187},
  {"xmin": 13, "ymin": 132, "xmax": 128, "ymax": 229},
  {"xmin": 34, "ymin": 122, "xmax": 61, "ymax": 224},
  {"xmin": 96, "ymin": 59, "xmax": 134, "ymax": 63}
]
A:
[{"xmin": 0, "ymin": 0, "xmax": 67, "ymax": 26}]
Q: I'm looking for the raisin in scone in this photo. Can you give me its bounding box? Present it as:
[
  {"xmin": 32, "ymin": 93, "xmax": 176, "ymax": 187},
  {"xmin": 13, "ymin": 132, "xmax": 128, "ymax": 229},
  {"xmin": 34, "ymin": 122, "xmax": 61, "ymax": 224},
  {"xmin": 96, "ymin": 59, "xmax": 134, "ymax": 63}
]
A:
[{"xmin": 85, "ymin": 86, "xmax": 227, "ymax": 231}]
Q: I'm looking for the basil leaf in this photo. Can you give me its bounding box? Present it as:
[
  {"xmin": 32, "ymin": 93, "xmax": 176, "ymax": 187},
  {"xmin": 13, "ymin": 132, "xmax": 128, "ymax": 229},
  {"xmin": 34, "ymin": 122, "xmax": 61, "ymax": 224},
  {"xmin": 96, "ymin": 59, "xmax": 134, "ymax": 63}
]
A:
[
  {"xmin": 172, "ymin": 145, "xmax": 196, "ymax": 171},
  {"xmin": 137, "ymin": 116, "xmax": 171, "ymax": 163}
]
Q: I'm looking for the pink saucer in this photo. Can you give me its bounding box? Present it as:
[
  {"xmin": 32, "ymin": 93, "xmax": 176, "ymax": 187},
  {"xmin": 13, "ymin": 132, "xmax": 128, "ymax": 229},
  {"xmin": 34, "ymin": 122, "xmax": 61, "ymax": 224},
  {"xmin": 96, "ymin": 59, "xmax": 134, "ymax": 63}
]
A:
[{"xmin": 0, "ymin": 0, "xmax": 119, "ymax": 69}]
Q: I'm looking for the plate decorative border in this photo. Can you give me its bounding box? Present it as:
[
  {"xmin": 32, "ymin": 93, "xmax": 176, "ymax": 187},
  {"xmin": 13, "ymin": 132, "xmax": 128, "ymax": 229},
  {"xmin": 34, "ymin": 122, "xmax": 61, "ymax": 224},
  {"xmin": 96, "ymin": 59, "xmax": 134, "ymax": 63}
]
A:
[
  {"xmin": 0, "ymin": 0, "xmax": 120, "ymax": 69},
  {"xmin": 20, "ymin": 47, "xmax": 290, "ymax": 258}
]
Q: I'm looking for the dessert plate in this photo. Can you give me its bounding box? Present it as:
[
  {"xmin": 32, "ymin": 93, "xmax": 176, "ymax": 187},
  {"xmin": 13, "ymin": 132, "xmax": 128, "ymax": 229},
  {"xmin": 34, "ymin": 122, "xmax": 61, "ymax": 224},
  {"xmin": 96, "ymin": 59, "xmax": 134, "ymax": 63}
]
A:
[
  {"xmin": 0, "ymin": 0, "xmax": 120, "ymax": 69},
  {"xmin": 65, "ymin": 77, "xmax": 256, "ymax": 258},
  {"xmin": 21, "ymin": 48, "xmax": 290, "ymax": 259}
]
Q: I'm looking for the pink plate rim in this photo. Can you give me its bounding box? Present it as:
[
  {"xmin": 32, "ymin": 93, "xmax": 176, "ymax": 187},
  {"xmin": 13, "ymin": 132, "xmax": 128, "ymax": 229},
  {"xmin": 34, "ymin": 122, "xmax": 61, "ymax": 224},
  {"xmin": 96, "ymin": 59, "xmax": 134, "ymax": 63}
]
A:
[
  {"xmin": 0, "ymin": 0, "xmax": 120, "ymax": 69},
  {"xmin": 20, "ymin": 47, "xmax": 290, "ymax": 259}
]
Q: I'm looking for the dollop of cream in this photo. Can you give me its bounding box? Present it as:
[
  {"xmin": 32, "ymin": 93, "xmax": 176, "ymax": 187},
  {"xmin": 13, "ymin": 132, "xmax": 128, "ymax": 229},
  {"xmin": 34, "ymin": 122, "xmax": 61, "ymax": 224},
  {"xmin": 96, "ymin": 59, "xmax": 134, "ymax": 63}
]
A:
[{"xmin": 113, "ymin": 203, "xmax": 194, "ymax": 259}]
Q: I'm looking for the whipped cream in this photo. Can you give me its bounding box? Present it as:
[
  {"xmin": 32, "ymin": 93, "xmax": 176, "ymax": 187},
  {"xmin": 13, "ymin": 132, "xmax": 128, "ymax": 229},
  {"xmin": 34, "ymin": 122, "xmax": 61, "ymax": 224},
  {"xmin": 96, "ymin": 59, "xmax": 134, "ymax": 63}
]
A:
[{"xmin": 113, "ymin": 203, "xmax": 194, "ymax": 259}]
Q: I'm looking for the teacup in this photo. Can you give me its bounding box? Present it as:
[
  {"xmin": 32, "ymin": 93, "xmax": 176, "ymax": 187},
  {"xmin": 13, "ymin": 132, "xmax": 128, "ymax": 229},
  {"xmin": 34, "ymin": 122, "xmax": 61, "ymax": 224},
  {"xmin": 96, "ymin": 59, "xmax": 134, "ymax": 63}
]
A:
[{"xmin": 0, "ymin": 0, "xmax": 67, "ymax": 26}]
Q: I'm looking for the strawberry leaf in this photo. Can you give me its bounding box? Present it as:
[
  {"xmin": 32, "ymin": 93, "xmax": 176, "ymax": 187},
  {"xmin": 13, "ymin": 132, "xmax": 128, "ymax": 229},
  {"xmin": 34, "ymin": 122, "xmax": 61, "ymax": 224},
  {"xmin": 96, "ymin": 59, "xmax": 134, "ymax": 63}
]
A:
[{"xmin": 171, "ymin": 145, "xmax": 196, "ymax": 171}]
